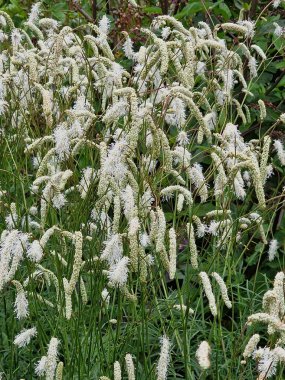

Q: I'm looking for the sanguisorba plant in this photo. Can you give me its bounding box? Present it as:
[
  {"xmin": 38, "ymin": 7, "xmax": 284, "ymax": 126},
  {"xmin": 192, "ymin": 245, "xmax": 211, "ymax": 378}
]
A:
[{"xmin": 0, "ymin": 1, "xmax": 285, "ymax": 379}]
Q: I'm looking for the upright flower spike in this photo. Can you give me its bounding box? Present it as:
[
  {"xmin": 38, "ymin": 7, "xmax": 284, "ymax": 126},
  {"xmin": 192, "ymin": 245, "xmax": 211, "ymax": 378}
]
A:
[
  {"xmin": 187, "ymin": 223, "xmax": 198, "ymax": 269},
  {"xmin": 34, "ymin": 83, "xmax": 53, "ymax": 128},
  {"xmin": 157, "ymin": 336, "xmax": 170, "ymax": 380},
  {"xmin": 112, "ymin": 195, "xmax": 121, "ymax": 233},
  {"xmin": 125, "ymin": 354, "xmax": 135, "ymax": 380},
  {"xmin": 63, "ymin": 231, "xmax": 83, "ymax": 319},
  {"xmin": 273, "ymin": 140, "xmax": 285, "ymax": 165},
  {"xmin": 67, "ymin": 231, "xmax": 83, "ymax": 293},
  {"xmin": 107, "ymin": 256, "xmax": 130, "ymax": 288},
  {"xmin": 53, "ymin": 124, "xmax": 70, "ymax": 160},
  {"xmin": 249, "ymin": 213, "xmax": 267, "ymax": 244},
  {"xmin": 233, "ymin": 99, "xmax": 247, "ymax": 124},
  {"xmin": 211, "ymin": 152, "xmax": 227, "ymax": 197},
  {"xmin": 141, "ymin": 28, "xmax": 169, "ymax": 76},
  {"xmin": 258, "ymin": 100, "xmax": 266, "ymax": 121},
  {"xmin": 122, "ymin": 33, "xmax": 135, "ymax": 60},
  {"xmin": 192, "ymin": 216, "xmax": 206, "ymax": 238},
  {"xmin": 168, "ymin": 228, "xmax": 176, "ymax": 280},
  {"xmin": 114, "ymin": 361, "xmax": 121, "ymax": 380},
  {"xmin": 260, "ymin": 136, "xmax": 271, "ymax": 185},
  {"xmin": 14, "ymin": 327, "xmax": 37, "ymax": 347},
  {"xmin": 63, "ymin": 278, "xmax": 72, "ymax": 320},
  {"xmin": 0, "ymin": 230, "xmax": 27, "ymax": 290},
  {"xmin": 273, "ymin": 272, "xmax": 285, "ymax": 316},
  {"xmin": 113, "ymin": 87, "xmax": 139, "ymax": 154},
  {"xmin": 253, "ymin": 347, "xmax": 279, "ymax": 379},
  {"xmin": 262, "ymin": 290, "xmax": 279, "ymax": 328},
  {"xmin": 35, "ymin": 356, "xmax": 47, "ymax": 376},
  {"xmin": 157, "ymin": 129, "xmax": 173, "ymax": 172},
  {"xmin": 27, "ymin": 240, "xmax": 43, "ymax": 263},
  {"xmin": 128, "ymin": 217, "xmax": 140, "ymax": 271},
  {"xmin": 101, "ymin": 234, "xmax": 123, "ymax": 265},
  {"xmin": 268, "ymin": 239, "xmax": 279, "ymax": 262},
  {"xmin": 211, "ymin": 272, "xmax": 232, "ymax": 308},
  {"xmin": 232, "ymin": 160, "xmax": 266, "ymax": 209},
  {"xmin": 35, "ymin": 337, "xmax": 60, "ymax": 379},
  {"xmin": 46, "ymin": 337, "xmax": 60, "ymax": 380},
  {"xmin": 199, "ymin": 272, "xmax": 217, "ymax": 317},
  {"xmin": 189, "ymin": 163, "xmax": 208, "ymax": 202},
  {"xmin": 80, "ymin": 278, "xmax": 88, "ymax": 305},
  {"xmin": 242, "ymin": 334, "xmax": 260, "ymax": 360},
  {"xmin": 12, "ymin": 280, "xmax": 29, "ymax": 319},
  {"xmin": 27, "ymin": 2, "xmax": 41, "ymax": 24},
  {"xmin": 156, "ymin": 207, "xmax": 166, "ymax": 254},
  {"xmin": 177, "ymin": 193, "xmax": 185, "ymax": 212},
  {"xmin": 98, "ymin": 15, "xmax": 110, "ymax": 35},
  {"xmin": 51, "ymin": 25, "xmax": 73, "ymax": 73},
  {"xmin": 55, "ymin": 362, "xmax": 64, "ymax": 380},
  {"xmin": 196, "ymin": 341, "xmax": 211, "ymax": 370},
  {"xmin": 171, "ymin": 89, "xmax": 212, "ymax": 143}
]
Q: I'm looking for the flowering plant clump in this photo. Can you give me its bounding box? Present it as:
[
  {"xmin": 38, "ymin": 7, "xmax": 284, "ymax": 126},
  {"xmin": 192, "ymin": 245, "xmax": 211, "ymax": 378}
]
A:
[{"xmin": 0, "ymin": 1, "xmax": 285, "ymax": 379}]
